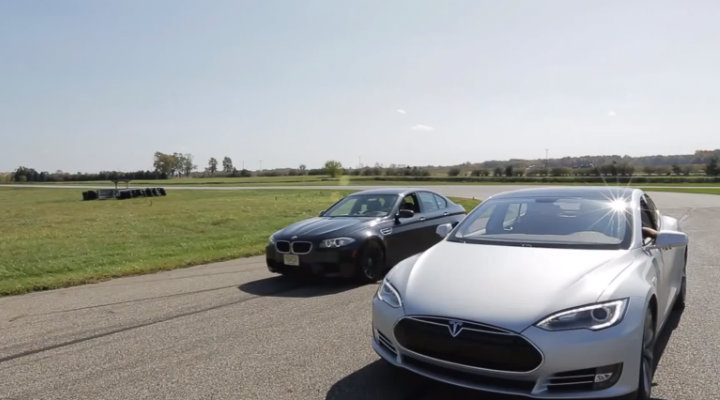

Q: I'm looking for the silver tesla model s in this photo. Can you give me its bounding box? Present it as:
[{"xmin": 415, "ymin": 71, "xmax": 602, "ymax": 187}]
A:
[{"xmin": 372, "ymin": 187, "xmax": 688, "ymax": 400}]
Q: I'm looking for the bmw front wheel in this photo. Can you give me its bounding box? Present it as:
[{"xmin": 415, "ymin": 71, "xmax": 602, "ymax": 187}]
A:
[{"xmin": 357, "ymin": 241, "xmax": 385, "ymax": 283}]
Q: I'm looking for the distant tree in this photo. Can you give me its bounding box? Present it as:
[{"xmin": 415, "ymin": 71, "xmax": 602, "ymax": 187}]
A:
[
  {"xmin": 504, "ymin": 165, "xmax": 514, "ymax": 177},
  {"xmin": 180, "ymin": 153, "xmax": 196, "ymax": 177},
  {"xmin": 671, "ymin": 164, "xmax": 682, "ymax": 176},
  {"xmin": 299, "ymin": 164, "xmax": 307, "ymax": 175},
  {"xmin": 706, "ymin": 157, "xmax": 719, "ymax": 176},
  {"xmin": 550, "ymin": 167, "xmax": 571, "ymax": 177},
  {"xmin": 682, "ymin": 164, "xmax": 698, "ymax": 176},
  {"xmin": 324, "ymin": 160, "xmax": 343, "ymax": 177},
  {"xmin": 153, "ymin": 152, "xmax": 178, "ymax": 177},
  {"xmin": 470, "ymin": 168, "xmax": 489, "ymax": 177},
  {"xmin": 11, "ymin": 166, "xmax": 39, "ymax": 182},
  {"xmin": 448, "ymin": 168, "xmax": 461, "ymax": 177},
  {"xmin": 208, "ymin": 158, "xmax": 218, "ymax": 175},
  {"xmin": 493, "ymin": 167, "xmax": 503, "ymax": 177},
  {"xmin": 222, "ymin": 157, "xmax": 234, "ymax": 173}
]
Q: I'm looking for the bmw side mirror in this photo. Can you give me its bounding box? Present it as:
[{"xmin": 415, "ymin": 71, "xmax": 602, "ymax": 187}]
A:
[
  {"xmin": 654, "ymin": 230, "xmax": 688, "ymax": 249},
  {"xmin": 397, "ymin": 209, "xmax": 414, "ymax": 218},
  {"xmin": 319, "ymin": 210, "xmax": 326, "ymax": 217},
  {"xmin": 435, "ymin": 223, "xmax": 453, "ymax": 238}
]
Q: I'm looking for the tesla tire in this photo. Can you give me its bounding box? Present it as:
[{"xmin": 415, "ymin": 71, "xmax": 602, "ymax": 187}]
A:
[{"xmin": 633, "ymin": 308, "xmax": 656, "ymax": 400}]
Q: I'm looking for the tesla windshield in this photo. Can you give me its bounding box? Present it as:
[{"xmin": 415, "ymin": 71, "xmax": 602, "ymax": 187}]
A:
[
  {"xmin": 324, "ymin": 194, "xmax": 398, "ymax": 217},
  {"xmin": 450, "ymin": 196, "xmax": 633, "ymax": 249}
]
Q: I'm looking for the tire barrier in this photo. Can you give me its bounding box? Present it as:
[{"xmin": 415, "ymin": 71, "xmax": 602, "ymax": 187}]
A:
[{"xmin": 81, "ymin": 188, "xmax": 167, "ymax": 201}]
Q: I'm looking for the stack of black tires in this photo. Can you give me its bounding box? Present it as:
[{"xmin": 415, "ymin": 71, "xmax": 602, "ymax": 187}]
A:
[{"xmin": 82, "ymin": 188, "xmax": 167, "ymax": 201}]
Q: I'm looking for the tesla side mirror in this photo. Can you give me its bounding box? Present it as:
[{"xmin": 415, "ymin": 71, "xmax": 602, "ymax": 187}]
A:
[
  {"xmin": 397, "ymin": 209, "xmax": 414, "ymax": 219},
  {"xmin": 436, "ymin": 223, "xmax": 453, "ymax": 238},
  {"xmin": 654, "ymin": 230, "xmax": 688, "ymax": 249}
]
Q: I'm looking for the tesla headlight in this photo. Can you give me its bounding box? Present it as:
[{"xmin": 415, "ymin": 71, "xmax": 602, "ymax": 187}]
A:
[
  {"xmin": 319, "ymin": 237, "xmax": 355, "ymax": 248},
  {"xmin": 536, "ymin": 299, "xmax": 628, "ymax": 331},
  {"xmin": 376, "ymin": 278, "xmax": 402, "ymax": 308}
]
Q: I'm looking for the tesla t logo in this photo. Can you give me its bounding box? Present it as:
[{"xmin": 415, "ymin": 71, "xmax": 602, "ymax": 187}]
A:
[{"xmin": 448, "ymin": 320, "xmax": 464, "ymax": 337}]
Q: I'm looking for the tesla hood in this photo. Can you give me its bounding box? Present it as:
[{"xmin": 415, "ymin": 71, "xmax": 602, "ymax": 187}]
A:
[{"xmin": 395, "ymin": 241, "xmax": 635, "ymax": 333}]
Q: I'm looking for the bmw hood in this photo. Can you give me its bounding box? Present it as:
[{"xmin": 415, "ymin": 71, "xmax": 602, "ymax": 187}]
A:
[
  {"xmin": 392, "ymin": 241, "xmax": 635, "ymax": 333},
  {"xmin": 277, "ymin": 217, "xmax": 374, "ymax": 239}
]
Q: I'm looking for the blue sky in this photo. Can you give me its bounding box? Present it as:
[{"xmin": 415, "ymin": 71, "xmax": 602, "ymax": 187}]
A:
[{"xmin": 1, "ymin": 0, "xmax": 718, "ymax": 172}]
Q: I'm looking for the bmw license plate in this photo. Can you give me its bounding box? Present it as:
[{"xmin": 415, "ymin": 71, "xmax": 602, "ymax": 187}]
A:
[{"xmin": 283, "ymin": 254, "xmax": 300, "ymax": 266}]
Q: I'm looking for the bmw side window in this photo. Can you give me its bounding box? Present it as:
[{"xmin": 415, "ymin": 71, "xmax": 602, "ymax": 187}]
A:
[
  {"xmin": 418, "ymin": 192, "xmax": 439, "ymax": 213},
  {"xmin": 399, "ymin": 194, "xmax": 421, "ymax": 213},
  {"xmin": 434, "ymin": 194, "xmax": 448, "ymax": 209}
]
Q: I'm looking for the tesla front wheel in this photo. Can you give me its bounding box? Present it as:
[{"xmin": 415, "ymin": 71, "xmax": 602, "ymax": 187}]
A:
[{"xmin": 635, "ymin": 309, "xmax": 656, "ymax": 400}]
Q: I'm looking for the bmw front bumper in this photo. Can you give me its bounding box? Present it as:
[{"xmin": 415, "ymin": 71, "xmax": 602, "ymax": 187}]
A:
[
  {"xmin": 371, "ymin": 296, "xmax": 646, "ymax": 399},
  {"xmin": 266, "ymin": 242, "xmax": 362, "ymax": 278}
]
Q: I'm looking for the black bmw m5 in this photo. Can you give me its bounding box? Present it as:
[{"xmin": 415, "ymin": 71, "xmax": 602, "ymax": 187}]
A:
[{"xmin": 266, "ymin": 188, "xmax": 466, "ymax": 282}]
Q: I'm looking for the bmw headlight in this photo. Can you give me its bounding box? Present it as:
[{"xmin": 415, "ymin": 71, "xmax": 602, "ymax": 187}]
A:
[
  {"xmin": 319, "ymin": 237, "xmax": 355, "ymax": 248},
  {"xmin": 536, "ymin": 299, "xmax": 628, "ymax": 331},
  {"xmin": 376, "ymin": 278, "xmax": 402, "ymax": 308}
]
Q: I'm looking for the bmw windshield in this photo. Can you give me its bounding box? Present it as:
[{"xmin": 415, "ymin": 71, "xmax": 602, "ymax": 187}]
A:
[
  {"xmin": 324, "ymin": 194, "xmax": 399, "ymax": 217},
  {"xmin": 449, "ymin": 195, "xmax": 633, "ymax": 249}
]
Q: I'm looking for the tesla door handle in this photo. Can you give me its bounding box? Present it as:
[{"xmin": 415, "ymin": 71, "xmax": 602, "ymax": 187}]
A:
[
  {"xmin": 419, "ymin": 217, "xmax": 426, "ymax": 221},
  {"xmin": 443, "ymin": 212, "xmax": 448, "ymax": 216}
]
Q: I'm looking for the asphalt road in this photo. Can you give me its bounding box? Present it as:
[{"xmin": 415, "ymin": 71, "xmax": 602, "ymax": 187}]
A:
[{"xmin": 1, "ymin": 187, "xmax": 719, "ymax": 400}]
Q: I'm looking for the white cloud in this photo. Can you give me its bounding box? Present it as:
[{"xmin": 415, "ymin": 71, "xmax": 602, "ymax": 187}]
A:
[
  {"xmin": 411, "ymin": 124, "xmax": 434, "ymax": 131},
  {"xmin": 608, "ymin": 110, "xmax": 617, "ymax": 117},
  {"xmin": 396, "ymin": 109, "xmax": 407, "ymax": 114}
]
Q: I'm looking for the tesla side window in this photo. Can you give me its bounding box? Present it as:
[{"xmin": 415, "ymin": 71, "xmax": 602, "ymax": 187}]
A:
[
  {"xmin": 451, "ymin": 196, "xmax": 633, "ymax": 249},
  {"xmin": 640, "ymin": 196, "xmax": 659, "ymax": 244}
]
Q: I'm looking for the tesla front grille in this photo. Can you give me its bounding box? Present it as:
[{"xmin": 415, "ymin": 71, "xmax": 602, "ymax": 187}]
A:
[
  {"xmin": 376, "ymin": 330, "xmax": 397, "ymax": 355},
  {"xmin": 275, "ymin": 241, "xmax": 290, "ymax": 253},
  {"xmin": 291, "ymin": 241, "xmax": 312, "ymax": 254},
  {"xmin": 545, "ymin": 368, "xmax": 595, "ymax": 392},
  {"xmin": 403, "ymin": 355, "xmax": 536, "ymax": 392},
  {"xmin": 394, "ymin": 317, "xmax": 542, "ymax": 373}
]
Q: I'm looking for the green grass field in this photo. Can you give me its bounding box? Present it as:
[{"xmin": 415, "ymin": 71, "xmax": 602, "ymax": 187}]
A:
[{"xmin": 0, "ymin": 188, "xmax": 480, "ymax": 296}]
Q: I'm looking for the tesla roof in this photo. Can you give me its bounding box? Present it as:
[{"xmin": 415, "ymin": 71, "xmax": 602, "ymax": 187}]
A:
[{"xmin": 490, "ymin": 186, "xmax": 638, "ymax": 200}]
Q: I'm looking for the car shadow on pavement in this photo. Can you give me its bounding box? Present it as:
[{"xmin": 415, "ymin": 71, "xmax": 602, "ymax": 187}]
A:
[
  {"xmin": 327, "ymin": 360, "xmax": 536, "ymax": 400},
  {"xmin": 238, "ymin": 275, "xmax": 364, "ymax": 298},
  {"xmin": 327, "ymin": 306, "xmax": 685, "ymax": 400}
]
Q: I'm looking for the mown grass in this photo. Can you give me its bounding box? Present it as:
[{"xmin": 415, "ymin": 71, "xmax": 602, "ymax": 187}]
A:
[
  {"xmin": 641, "ymin": 187, "xmax": 720, "ymax": 195},
  {"xmin": 0, "ymin": 188, "xmax": 354, "ymax": 295},
  {"xmin": 0, "ymin": 188, "xmax": 480, "ymax": 295}
]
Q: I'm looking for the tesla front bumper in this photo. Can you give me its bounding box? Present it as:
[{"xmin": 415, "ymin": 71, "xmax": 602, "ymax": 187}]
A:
[{"xmin": 371, "ymin": 297, "xmax": 646, "ymax": 399}]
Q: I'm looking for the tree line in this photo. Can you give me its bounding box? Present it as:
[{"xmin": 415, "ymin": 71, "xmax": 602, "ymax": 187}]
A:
[{"xmin": 8, "ymin": 149, "xmax": 719, "ymax": 182}]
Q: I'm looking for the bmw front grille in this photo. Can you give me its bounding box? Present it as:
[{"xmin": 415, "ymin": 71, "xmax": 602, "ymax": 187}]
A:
[{"xmin": 275, "ymin": 240, "xmax": 313, "ymax": 255}]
